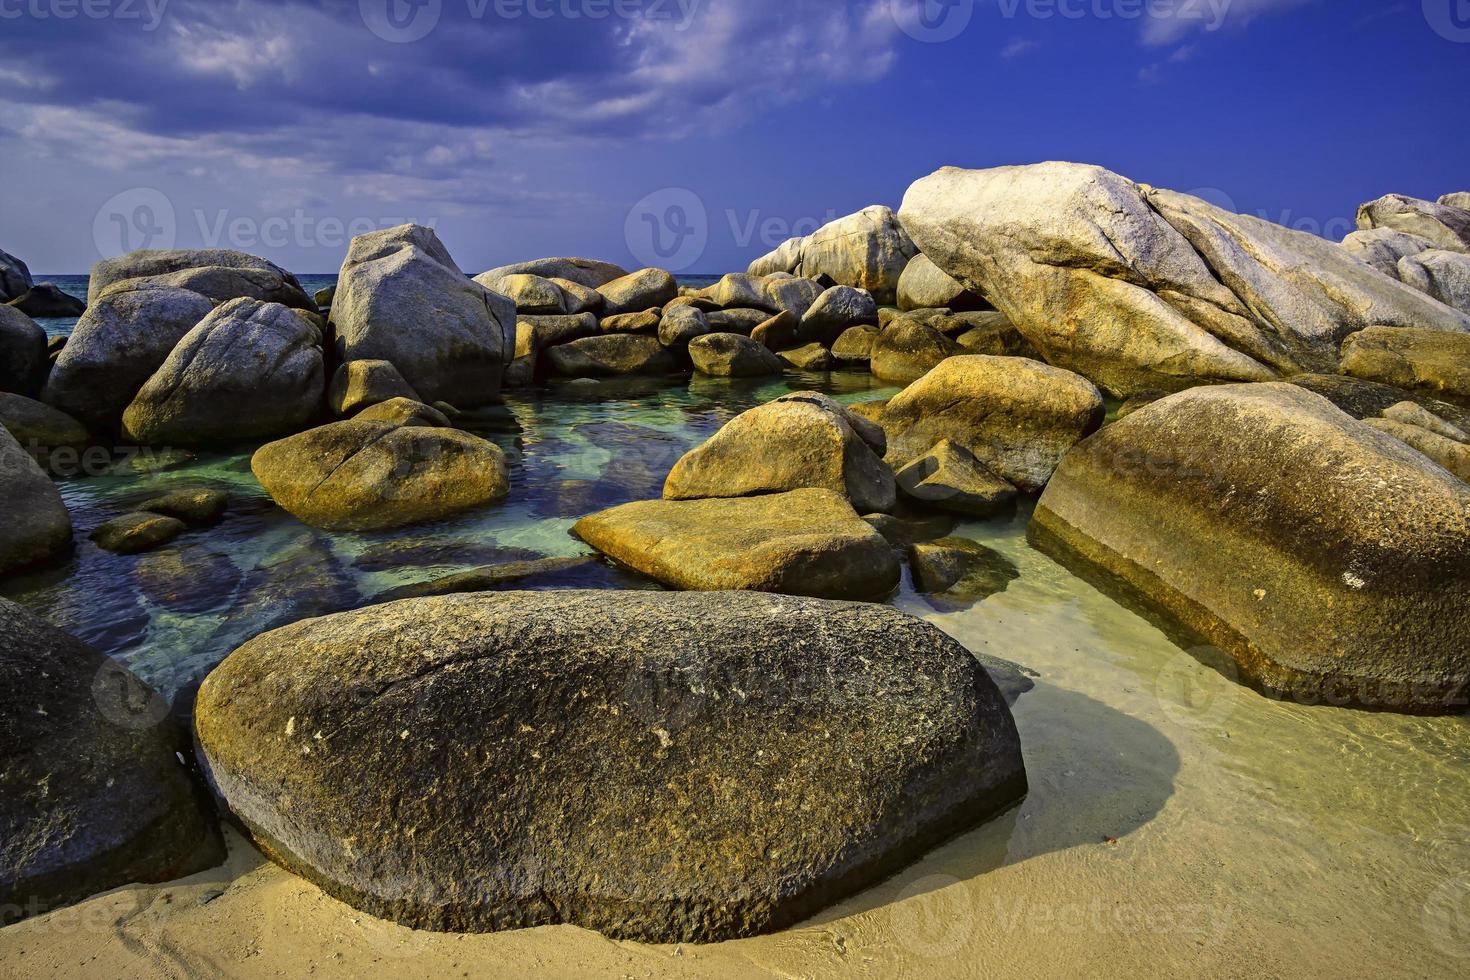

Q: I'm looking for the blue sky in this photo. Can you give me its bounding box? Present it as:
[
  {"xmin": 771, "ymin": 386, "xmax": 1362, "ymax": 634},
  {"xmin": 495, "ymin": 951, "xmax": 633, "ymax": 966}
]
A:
[{"xmin": 2, "ymin": 0, "xmax": 1468, "ymax": 275}]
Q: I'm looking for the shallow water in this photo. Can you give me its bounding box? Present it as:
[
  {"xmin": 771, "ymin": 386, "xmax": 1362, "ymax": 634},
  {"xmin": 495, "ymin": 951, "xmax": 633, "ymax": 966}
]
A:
[{"xmin": 7, "ymin": 278, "xmax": 1470, "ymax": 974}]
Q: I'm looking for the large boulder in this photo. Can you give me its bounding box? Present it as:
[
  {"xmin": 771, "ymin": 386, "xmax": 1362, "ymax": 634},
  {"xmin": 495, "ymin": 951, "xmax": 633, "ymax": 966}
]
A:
[
  {"xmin": 251, "ymin": 420, "xmax": 509, "ymax": 531},
  {"xmin": 122, "ymin": 298, "xmax": 325, "ymax": 446},
  {"xmin": 1356, "ymin": 194, "xmax": 1470, "ymax": 253},
  {"xmin": 88, "ymin": 248, "xmax": 311, "ymax": 308},
  {"xmin": 575, "ymin": 489, "xmax": 900, "ymax": 601},
  {"xmin": 882, "ymin": 355, "xmax": 1104, "ymax": 492},
  {"xmin": 0, "ymin": 425, "xmax": 71, "ymax": 575},
  {"xmin": 897, "ymin": 253, "xmax": 985, "ymax": 311},
  {"xmin": 514, "ymin": 313, "xmax": 598, "ymax": 362},
  {"xmin": 476, "ymin": 257, "xmax": 629, "ymax": 291},
  {"xmin": 1031, "ymin": 383, "xmax": 1470, "ymax": 713},
  {"xmin": 665, "ymin": 393, "xmax": 895, "ymax": 513},
  {"xmin": 900, "ymin": 163, "xmax": 1470, "ymax": 396},
  {"xmin": 328, "ymin": 359, "xmax": 419, "ymax": 416},
  {"xmin": 489, "ymin": 274, "xmax": 574, "ymax": 315},
  {"xmin": 1340, "ymin": 327, "xmax": 1470, "ymax": 407},
  {"xmin": 1340, "ymin": 228, "xmax": 1435, "ymax": 280},
  {"xmin": 110, "ymin": 265, "xmax": 315, "ymax": 310},
  {"xmin": 687, "ymin": 332, "xmax": 783, "ymax": 378},
  {"xmin": 831, "ymin": 325, "xmax": 879, "ymax": 366},
  {"xmin": 0, "ymin": 393, "xmax": 88, "ymax": 451},
  {"xmin": 193, "ymin": 590, "xmax": 1024, "ymax": 942},
  {"xmin": 748, "ymin": 206, "xmax": 918, "ymax": 304},
  {"xmin": 657, "ymin": 305, "xmax": 710, "ymax": 348},
  {"xmin": 546, "ymin": 335, "xmax": 679, "ymax": 377},
  {"xmin": 597, "ymin": 268, "xmax": 678, "ymax": 316},
  {"xmin": 0, "ymin": 305, "xmax": 48, "ymax": 397},
  {"xmin": 797, "ymin": 286, "xmax": 878, "ymax": 346},
  {"xmin": 333, "ymin": 224, "xmax": 514, "ymax": 408},
  {"xmin": 763, "ymin": 276, "xmax": 825, "ymax": 319},
  {"xmin": 1397, "ymin": 249, "xmax": 1470, "ymax": 314},
  {"xmin": 6, "ymin": 283, "xmax": 86, "ymax": 319},
  {"xmin": 869, "ymin": 316, "xmax": 962, "ymax": 385},
  {"xmin": 700, "ymin": 273, "xmax": 775, "ymax": 312},
  {"xmin": 41, "ymin": 282, "xmax": 214, "ymax": 431},
  {"xmin": 1, "ymin": 599, "xmax": 219, "ymax": 924},
  {"xmin": 895, "ymin": 439, "xmax": 1019, "ymax": 517},
  {"xmin": 0, "ymin": 249, "xmax": 32, "ymax": 302}
]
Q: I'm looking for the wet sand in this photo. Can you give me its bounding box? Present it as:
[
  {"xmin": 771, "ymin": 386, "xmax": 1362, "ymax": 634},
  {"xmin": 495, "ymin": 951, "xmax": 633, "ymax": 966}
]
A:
[{"xmin": 4, "ymin": 509, "xmax": 1469, "ymax": 978}]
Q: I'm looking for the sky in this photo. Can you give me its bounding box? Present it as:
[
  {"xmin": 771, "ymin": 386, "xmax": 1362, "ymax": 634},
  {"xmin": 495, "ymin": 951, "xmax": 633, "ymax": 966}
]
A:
[{"xmin": 1, "ymin": 0, "xmax": 1468, "ymax": 275}]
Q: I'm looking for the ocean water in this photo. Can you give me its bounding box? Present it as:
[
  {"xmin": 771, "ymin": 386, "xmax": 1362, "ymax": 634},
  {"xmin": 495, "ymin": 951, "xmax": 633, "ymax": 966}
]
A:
[{"xmin": 7, "ymin": 271, "xmax": 1470, "ymax": 974}]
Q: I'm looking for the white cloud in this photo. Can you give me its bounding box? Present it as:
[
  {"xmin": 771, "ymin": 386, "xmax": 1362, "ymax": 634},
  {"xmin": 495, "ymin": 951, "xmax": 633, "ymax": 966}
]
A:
[{"xmin": 1142, "ymin": 0, "xmax": 1312, "ymax": 46}]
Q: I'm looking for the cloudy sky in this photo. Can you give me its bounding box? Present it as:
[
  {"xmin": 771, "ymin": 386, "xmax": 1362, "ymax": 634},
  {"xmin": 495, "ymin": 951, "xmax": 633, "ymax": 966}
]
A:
[{"xmin": 3, "ymin": 0, "xmax": 1468, "ymax": 275}]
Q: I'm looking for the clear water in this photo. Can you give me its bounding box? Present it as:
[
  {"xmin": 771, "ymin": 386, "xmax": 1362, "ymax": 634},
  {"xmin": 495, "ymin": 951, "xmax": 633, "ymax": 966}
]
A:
[{"xmin": 10, "ymin": 271, "xmax": 1470, "ymax": 973}]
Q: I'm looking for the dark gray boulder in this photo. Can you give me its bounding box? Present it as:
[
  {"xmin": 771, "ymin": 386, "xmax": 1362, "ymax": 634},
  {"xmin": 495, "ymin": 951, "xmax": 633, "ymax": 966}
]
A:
[
  {"xmin": 194, "ymin": 590, "xmax": 1025, "ymax": 942},
  {"xmin": 87, "ymin": 248, "xmax": 311, "ymax": 307},
  {"xmin": 6, "ymin": 283, "xmax": 86, "ymax": 318},
  {"xmin": 0, "ymin": 425, "xmax": 72, "ymax": 575},
  {"xmin": 546, "ymin": 335, "xmax": 679, "ymax": 377},
  {"xmin": 1, "ymin": 598, "xmax": 219, "ymax": 923},
  {"xmin": 0, "ymin": 305, "xmax": 48, "ymax": 397},
  {"xmin": 0, "ymin": 249, "xmax": 32, "ymax": 303}
]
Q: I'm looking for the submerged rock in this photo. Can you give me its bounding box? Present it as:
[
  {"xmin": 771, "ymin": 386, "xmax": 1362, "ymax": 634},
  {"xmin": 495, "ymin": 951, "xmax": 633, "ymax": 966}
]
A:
[
  {"xmin": 90, "ymin": 513, "xmax": 187, "ymax": 555},
  {"xmin": 1340, "ymin": 327, "xmax": 1470, "ymax": 407},
  {"xmin": 122, "ymin": 298, "xmax": 325, "ymax": 446},
  {"xmin": 909, "ymin": 538, "xmax": 1021, "ymax": 602},
  {"xmin": 194, "ymin": 590, "xmax": 1025, "ymax": 942},
  {"xmin": 901, "ymin": 163, "xmax": 1470, "ymax": 396},
  {"xmin": 135, "ymin": 545, "xmax": 243, "ymax": 614},
  {"xmin": 333, "ymin": 224, "xmax": 513, "ymax": 407},
  {"xmin": 1, "ymin": 598, "xmax": 220, "ymax": 924},
  {"xmin": 1031, "ymin": 383, "xmax": 1470, "ymax": 713},
  {"xmin": 664, "ymin": 394, "xmax": 895, "ymax": 513},
  {"xmin": 252, "ymin": 421, "xmax": 509, "ymax": 531},
  {"xmin": 575, "ymin": 489, "xmax": 900, "ymax": 600},
  {"xmin": 0, "ymin": 425, "xmax": 72, "ymax": 575},
  {"xmin": 883, "ymin": 355, "xmax": 1105, "ymax": 492},
  {"xmin": 137, "ymin": 488, "xmax": 229, "ymax": 526},
  {"xmin": 687, "ymin": 332, "xmax": 783, "ymax": 377}
]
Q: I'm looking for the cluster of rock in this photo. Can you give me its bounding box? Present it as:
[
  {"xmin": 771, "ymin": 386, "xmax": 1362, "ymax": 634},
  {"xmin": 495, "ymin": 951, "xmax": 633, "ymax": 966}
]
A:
[{"xmin": 0, "ymin": 249, "xmax": 85, "ymax": 319}]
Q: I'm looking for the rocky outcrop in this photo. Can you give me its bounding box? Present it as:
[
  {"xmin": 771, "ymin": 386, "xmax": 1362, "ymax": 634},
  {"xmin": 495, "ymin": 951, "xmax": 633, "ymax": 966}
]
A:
[
  {"xmin": 748, "ymin": 206, "xmax": 918, "ymax": 304},
  {"xmin": 1356, "ymin": 194, "xmax": 1470, "ymax": 253},
  {"xmin": 0, "ymin": 425, "xmax": 71, "ymax": 575},
  {"xmin": 1340, "ymin": 327, "xmax": 1470, "ymax": 407},
  {"xmin": 665, "ymin": 393, "xmax": 895, "ymax": 513},
  {"xmin": 333, "ymin": 225, "xmax": 514, "ymax": 407},
  {"xmin": 6, "ymin": 283, "xmax": 86, "ymax": 318},
  {"xmin": 41, "ymin": 283, "xmax": 214, "ymax": 431},
  {"xmin": 897, "ymin": 253, "xmax": 985, "ymax": 311},
  {"xmin": 895, "ymin": 440, "xmax": 1019, "ymax": 517},
  {"xmin": 598, "ymin": 268, "xmax": 678, "ymax": 316},
  {"xmin": 0, "ymin": 306, "xmax": 48, "ymax": 397},
  {"xmin": 1, "ymin": 598, "xmax": 219, "ymax": 924},
  {"xmin": 883, "ymin": 355, "xmax": 1104, "ymax": 492},
  {"xmin": 251, "ymin": 420, "xmax": 509, "ymax": 531},
  {"xmin": 687, "ymin": 332, "xmax": 783, "ymax": 377},
  {"xmin": 0, "ymin": 249, "xmax": 32, "ymax": 303},
  {"xmin": 1397, "ymin": 249, "xmax": 1470, "ymax": 314},
  {"xmin": 546, "ymin": 335, "xmax": 678, "ymax": 377},
  {"xmin": 1340, "ymin": 228, "xmax": 1435, "ymax": 280},
  {"xmin": 122, "ymin": 298, "xmax": 325, "ymax": 446},
  {"xmin": 88, "ymin": 248, "xmax": 311, "ymax": 309},
  {"xmin": 1031, "ymin": 383, "xmax": 1470, "ymax": 713},
  {"xmin": 900, "ymin": 163, "xmax": 1470, "ymax": 396},
  {"xmin": 575, "ymin": 489, "xmax": 899, "ymax": 600},
  {"xmin": 193, "ymin": 590, "xmax": 1024, "ymax": 942},
  {"xmin": 476, "ymin": 257, "xmax": 629, "ymax": 291}
]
